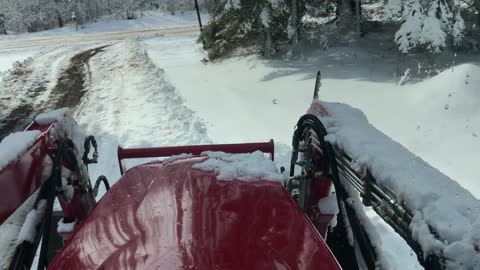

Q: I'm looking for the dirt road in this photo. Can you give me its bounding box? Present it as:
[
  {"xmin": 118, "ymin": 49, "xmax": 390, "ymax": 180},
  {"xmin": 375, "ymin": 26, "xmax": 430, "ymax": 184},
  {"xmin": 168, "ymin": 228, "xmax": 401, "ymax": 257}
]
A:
[
  {"xmin": 0, "ymin": 46, "xmax": 107, "ymax": 139},
  {"xmin": 0, "ymin": 25, "xmax": 198, "ymax": 49}
]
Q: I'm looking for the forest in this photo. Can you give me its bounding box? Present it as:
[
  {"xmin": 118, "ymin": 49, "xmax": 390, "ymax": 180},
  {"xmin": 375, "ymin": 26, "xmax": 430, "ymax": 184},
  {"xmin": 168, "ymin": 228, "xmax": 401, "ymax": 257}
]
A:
[
  {"xmin": 1, "ymin": 0, "xmax": 479, "ymax": 59},
  {"xmin": 0, "ymin": 0, "xmax": 212, "ymax": 33},
  {"xmin": 201, "ymin": 0, "xmax": 479, "ymax": 59}
]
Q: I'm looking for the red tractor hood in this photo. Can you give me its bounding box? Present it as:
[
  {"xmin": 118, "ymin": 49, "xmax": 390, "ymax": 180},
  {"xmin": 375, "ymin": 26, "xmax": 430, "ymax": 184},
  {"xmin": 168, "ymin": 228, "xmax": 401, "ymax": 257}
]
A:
[{"xmin": 49, "ymin": 156, "xmax": 341, "ymax": 269}]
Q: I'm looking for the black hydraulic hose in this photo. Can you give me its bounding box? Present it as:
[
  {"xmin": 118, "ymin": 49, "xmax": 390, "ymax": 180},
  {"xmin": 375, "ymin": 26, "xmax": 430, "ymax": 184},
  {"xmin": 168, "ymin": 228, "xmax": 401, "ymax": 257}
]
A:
[
  {"xmin": 93, "ymin": 175, "xmax": 110, "ymax": 197},
  {"xmin": 8, "ymin": 184, "xmax": 51, "ymax": 270},
  {"xmin": 326, "ymin": 142, "xmax": 378, "ymax": 270},
  {"xmin": 290, "ymin": 114, "xmax": 363, "ymax": 270},
  {"xmin": 8, "ymin": 139, "xmax": 76, "ymax": 270},
  {"xmin": 37, "ymin": 139, "xmax": 78, "ymax": 270},
  {"xmin": 313, "ymin": 71, "xmax": 321, "ymax": 99},
  {"xmin": 292, "ymin": 114, "xmax": 445, "ymax": 270},
  {"xmin": 82, "ymin": 136, "xmax": 98, "ymax": 166}
]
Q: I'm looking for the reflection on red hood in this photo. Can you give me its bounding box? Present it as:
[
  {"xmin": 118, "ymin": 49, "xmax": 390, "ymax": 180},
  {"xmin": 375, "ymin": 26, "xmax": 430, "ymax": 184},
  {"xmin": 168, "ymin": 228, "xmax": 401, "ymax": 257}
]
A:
[{"xmin": 49, "ymin": 156, "xmax": 341, "ymax": 270}]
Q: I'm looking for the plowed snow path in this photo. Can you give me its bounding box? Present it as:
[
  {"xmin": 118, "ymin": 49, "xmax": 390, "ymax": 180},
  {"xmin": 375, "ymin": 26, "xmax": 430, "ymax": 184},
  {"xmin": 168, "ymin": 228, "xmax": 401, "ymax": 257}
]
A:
[
  {"xmin": 76, "ymin": 41, "xmax": 210, "ymax": 193},
  {"xmin": 0, "ymin": 45, "xmax": 108, "ymax": 139}
]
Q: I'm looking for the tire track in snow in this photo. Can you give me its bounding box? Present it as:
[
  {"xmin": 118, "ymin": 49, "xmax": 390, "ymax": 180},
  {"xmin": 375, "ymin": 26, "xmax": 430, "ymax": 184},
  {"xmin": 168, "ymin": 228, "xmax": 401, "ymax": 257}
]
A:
[
  {"xmin": 0, "ymin": 45, "xmax": 108, "ymax": 140},
  {"xmin": 50, "ymin": 46, "xmax": 107, "ymax": 109},
  {"xmin": 76, "ymin": 41, "xmax": 211, "ymax": 191}
]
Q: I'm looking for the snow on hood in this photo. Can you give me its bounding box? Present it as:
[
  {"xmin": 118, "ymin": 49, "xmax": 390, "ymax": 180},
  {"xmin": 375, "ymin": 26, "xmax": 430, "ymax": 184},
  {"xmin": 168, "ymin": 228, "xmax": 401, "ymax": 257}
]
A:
[
  {"xmin": 309, "ymin": 100, "xmax": 480, "ymax": 269},
  {"xmin": 192, "ymin": 151, "xmax": 284, "ymax": 182}
]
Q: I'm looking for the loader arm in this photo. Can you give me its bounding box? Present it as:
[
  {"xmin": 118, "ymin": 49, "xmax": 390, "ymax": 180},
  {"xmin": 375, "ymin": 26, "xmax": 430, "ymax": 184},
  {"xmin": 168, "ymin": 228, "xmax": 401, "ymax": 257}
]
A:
[
  {"xmin": 286, "ymin": 71, "xmax": 479, "ymax": 270},
  {"xmin": 288, "ymin": 113, "xmax": 441, "ymax": 269}
]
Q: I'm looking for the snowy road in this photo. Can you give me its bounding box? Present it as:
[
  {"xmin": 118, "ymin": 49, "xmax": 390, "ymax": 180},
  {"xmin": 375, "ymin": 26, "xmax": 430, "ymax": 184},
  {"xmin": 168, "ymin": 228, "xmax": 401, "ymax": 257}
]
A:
[
  {"xmin": 0, "ymin": 45, "xmax": 108, "ymax": 139},
  {"xmin": 75, "ymin": 41, "xmax": 211, "ymax": 191},
  {"xmin": 0, "ymin": 24, "xmax": 199, "ymax": 138},
  {"xmin": 0, "ymin": 26, "xmax": 198, "ymax": 49}
]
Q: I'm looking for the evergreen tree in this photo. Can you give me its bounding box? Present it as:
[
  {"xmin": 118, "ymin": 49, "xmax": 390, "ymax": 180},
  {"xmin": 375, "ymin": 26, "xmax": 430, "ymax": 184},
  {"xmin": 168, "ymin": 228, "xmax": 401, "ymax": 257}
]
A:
[
  {"xmin": 201, "ymin": 0, "xmax": 290, "ymax": 59},
  {"xmin": 385, "ymin": 0, "xmax": 465, "ymax": 53},
  {"xmin": 0, "ymin": 13, "xmax": 6, "ymax": 34}
]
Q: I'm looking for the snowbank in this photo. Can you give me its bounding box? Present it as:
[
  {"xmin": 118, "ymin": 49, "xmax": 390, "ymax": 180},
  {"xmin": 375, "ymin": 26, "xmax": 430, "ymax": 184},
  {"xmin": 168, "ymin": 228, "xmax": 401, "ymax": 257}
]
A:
[
  {"xmin": 193, "ymin": 151, "xmax": 284, "ymax": 181},
  {"xmin": 309, "ymin": 100, "xmax": 480, "ymax": 268},
  {"xmin": 0, "ymin": 49, "xmax": 36, "ymax": 79},
  {"xmin": 0, "ymin": 130, "xmax": 40, "ymax": 171}
]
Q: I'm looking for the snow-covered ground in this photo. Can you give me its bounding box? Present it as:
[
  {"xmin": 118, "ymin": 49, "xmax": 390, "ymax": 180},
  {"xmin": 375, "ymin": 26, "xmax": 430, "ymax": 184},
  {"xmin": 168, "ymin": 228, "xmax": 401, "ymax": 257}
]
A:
[
  {"xmin": 0, "ymin": 48, "xmax": 36, "ymax": 78},
  {"xmin": 143, "ymin": 34, "xmax": 480, "ymax": 199}
]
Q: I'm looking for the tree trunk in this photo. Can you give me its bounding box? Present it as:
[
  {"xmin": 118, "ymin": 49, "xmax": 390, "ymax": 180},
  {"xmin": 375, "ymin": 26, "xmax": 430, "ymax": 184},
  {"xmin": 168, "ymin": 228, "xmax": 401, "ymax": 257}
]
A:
[
  {"xmin": 56, "ymin": 10, "xmax": 63, "ymax": 27},
  {"xmin": 290, "ymin": 0, "xmax": 299, "ymax": 46},
  {"xmin": 336, "ymin": 0, "xmax": 360, "ymax": 30}
]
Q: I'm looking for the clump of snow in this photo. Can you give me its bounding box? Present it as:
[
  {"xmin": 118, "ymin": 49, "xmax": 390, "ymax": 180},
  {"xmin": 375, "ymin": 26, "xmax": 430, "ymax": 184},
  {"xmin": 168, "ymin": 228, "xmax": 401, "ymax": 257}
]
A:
[
  {"xmin": 0, "ymin": 130, "xmax": 41, "ymax": 171},
  {"xmin": 16, "ymin": 200, "xmax": 47, "ymax": 244},
  {"xmin": 59, "ymin": 167, "xmax": 75, "ymax": 204},
  {"xmin": 318, "ymin": 193, "xmax": 339, "ymax": 215},
  {"xmin": 57, "ymin": 218, "xmax": 76, "ymax": 234},
  {"xmin": 161, "ymin": 153, "xmax": 193, "ymax": 163},
  {"xmin": 35, "ymin": 107, "xmax": 70, "ymax": 125},
  {"xmin": 383, "ymin": 0, "xmax": 402, "ymax": 21},
  {"xmin": 224, "ymin": 0, "xmax": 241, "ymax": 11},
  {"xmin": 310, "ymin": 100, "xmax": 480, "ymax": 268},
  {"xmin": 318, "ymin": 191, "xmax": 340, "ymax": 228},
  {"xmin": 192, "ymin": 151, "xmax": 283, "ymax": 181},
  {"xmin": 38, "ymin": 108, "xmax": 86, "ymax": 165},
  {"xmin": 260, "ymin": 8, "xmax": 271, "ymax": 28}
]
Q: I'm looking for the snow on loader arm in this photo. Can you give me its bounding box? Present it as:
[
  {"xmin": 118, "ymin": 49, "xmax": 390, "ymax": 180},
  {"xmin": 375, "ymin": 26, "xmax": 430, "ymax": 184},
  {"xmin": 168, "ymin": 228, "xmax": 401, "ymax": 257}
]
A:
[
  {"xmin": 0, "ymin": 108, "xmax": 98, "ymax": 270},
  {"xmin": 285, "ymin": 72, "xmax": 480, "ymax": 270}
]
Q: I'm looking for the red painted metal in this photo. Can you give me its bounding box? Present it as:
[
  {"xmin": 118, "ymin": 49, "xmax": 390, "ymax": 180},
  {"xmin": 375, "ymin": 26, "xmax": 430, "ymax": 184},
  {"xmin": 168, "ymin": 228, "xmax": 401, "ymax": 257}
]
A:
[
  {"xmin": 308, "ymin": 176, "xmax": 335, "ymax": 237},
  {"xmin": 0, "ymin": 120, "xmax": 96, "ymax": 226},
  {"xmin": 118, "ymin": 140, "xmax": 275, "ymax": 174},
  {"xmin": 0, "ymin": 125, "xmax": 52, "ymax": 224},
  {"xmin": 49, "ymin": 157, "xmax": 342, "ymax": 270}
]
